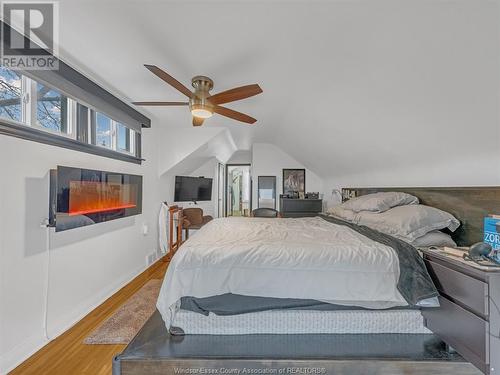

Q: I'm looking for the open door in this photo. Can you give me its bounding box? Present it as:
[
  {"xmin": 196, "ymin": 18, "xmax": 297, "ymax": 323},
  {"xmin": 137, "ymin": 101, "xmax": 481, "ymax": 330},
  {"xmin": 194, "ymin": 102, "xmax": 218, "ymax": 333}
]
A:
[
  {"xmin": 226, "ymin": 164, "xmax": 251, "ymax": 217},
  {"xmin": 217, "ymin": 162, "xmax": 225, "ymax": 217}
]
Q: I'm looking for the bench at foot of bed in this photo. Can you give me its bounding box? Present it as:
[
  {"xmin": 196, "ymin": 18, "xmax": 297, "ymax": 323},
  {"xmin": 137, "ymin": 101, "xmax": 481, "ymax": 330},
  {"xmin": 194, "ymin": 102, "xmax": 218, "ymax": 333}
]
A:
[{"xmin": 113, "ymin": 310, "xmax": 481, "ymax": 375}]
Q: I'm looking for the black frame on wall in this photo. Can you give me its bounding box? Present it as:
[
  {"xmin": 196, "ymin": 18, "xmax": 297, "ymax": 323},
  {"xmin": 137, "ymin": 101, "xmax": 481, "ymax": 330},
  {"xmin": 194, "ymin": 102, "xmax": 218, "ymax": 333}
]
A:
[{"xmin": 282, "ymin": 168, "xmax": 306, "ymax": 197}]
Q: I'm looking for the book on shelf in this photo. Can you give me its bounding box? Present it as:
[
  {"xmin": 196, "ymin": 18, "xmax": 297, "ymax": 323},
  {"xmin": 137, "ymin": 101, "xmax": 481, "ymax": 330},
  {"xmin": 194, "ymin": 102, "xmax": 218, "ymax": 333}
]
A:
[{"xmin": 442, "ymin": 247, "xmax": 468, "ymax": 257}]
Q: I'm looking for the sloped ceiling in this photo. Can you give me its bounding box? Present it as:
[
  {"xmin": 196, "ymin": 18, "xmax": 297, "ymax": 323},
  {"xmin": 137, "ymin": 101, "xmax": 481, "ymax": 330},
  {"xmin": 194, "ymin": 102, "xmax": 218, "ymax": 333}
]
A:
[{"xmin": 56, "ymin": 0, "xmax": 499, "ymax": 180}]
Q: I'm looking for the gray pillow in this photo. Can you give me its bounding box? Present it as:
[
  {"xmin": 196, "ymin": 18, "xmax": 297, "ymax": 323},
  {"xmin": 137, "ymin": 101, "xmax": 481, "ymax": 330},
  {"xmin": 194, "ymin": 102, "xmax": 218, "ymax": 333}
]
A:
[
  {"xmin": 341, "ymin": 192, "xmax": 418, "ymax": 213},
  {"xmin": 355, "ymin": 204, "xmax": 460, "ymax": 242},
  {"xmin": 410, "ymin": 230, "xmax": 457, "ymax": 248}
]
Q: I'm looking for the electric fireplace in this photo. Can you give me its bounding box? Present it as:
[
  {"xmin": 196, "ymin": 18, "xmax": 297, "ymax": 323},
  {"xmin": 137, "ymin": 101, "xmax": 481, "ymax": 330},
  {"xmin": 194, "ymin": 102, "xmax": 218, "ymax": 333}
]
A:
[{"xmin": 50, "ymin": 166, "xmax": 143, "ymax": 232}]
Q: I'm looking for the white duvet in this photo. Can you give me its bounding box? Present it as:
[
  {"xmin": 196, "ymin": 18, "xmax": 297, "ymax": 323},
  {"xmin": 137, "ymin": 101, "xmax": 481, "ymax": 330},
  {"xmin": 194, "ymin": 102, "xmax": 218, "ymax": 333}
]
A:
[{"xmin": 157, "ymin": 217, "xmax": 408, "ymax": 328}]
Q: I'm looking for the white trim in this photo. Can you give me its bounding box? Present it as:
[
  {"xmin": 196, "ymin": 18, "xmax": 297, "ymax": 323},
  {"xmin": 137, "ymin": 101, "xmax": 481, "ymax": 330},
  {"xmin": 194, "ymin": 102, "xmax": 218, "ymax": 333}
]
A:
[
  {"xmin": 0, "ymin": 331, "xmax": 48, "ymax": 375},
  {"xmin": 129, "ymin": 128, "xmax": 135, "ymax": 154},
  {"xmin": 87, "ymin": 107, "xmax": 92, "ymax": 144},
  {"xmin": 111, "ymin": 119, "xmax": 117, "ymax": 150}
]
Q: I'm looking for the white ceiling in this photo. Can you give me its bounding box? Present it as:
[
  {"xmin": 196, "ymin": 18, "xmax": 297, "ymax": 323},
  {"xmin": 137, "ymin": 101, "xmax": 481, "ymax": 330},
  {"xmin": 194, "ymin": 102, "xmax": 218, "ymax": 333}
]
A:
[{"xmin": 57, "ymin": 0, "xmax": 499, "ymax": 180}]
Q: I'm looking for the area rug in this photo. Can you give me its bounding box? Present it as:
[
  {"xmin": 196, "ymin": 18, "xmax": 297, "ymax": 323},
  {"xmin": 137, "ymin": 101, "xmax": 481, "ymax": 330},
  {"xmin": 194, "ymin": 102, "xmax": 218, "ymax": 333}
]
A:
[{"xmin": 84, "ymin": 279, "xmax": 162, "ymax": 344}]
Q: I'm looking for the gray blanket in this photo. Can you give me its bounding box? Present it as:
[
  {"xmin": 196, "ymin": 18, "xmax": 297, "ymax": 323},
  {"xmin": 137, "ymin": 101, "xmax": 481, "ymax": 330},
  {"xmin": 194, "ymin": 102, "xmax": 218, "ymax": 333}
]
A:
[
  {"xmin": 180, "ymin": 215, "xmax": 438, "ymax": 316},
  {"xmin": 318, "ymin": 214, "xmax": 438, "ymax": 305},
  {"xmin": 180, "ymin": 294, "xmax": 416, "ymax": 316}
]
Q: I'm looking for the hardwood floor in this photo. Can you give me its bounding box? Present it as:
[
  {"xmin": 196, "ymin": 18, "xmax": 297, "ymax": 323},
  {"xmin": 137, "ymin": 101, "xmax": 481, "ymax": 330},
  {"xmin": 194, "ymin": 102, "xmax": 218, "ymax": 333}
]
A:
[{"xmin": 10, "ymin": 259, "xmax": 169, "ymax": 375}]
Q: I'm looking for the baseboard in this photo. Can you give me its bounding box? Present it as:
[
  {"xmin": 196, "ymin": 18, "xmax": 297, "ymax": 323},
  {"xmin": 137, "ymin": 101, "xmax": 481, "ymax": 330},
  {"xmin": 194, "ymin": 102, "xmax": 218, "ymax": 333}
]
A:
[
  {"xmin": 47, "ymin": 262, "xmax": 150, "ymax": 339},
  {"xmin": 0, "ymin": 332, "xmax": 48, "ymax": 375},
  {"xmin": 1, "ymin": 256, "xmax": 166, "ymax": 374}
]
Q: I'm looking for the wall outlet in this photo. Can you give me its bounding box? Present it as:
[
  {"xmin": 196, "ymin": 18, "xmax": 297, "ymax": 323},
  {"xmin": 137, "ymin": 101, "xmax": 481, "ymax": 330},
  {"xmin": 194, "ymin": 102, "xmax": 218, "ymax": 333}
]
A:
[{"xmin": 145, "ymin": 252, "xmax": 157, "ymax": 266}]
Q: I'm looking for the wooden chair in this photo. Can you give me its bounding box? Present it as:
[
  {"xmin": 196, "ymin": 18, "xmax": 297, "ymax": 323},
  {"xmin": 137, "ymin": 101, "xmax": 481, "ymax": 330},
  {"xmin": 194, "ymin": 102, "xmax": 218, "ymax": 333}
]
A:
[{"xmin": 183, "ymin": 207, "xmax": 213, "ymax": 239}]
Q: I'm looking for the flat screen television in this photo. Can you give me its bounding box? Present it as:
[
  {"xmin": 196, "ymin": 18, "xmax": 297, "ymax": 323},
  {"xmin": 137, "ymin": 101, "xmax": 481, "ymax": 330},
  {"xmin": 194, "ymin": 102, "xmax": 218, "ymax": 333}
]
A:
[
  {"xmin": 49, "ymin": 166, "xmax": 143, "ymax": 232},
  {"xmin": 174, "ymin": 176, "xmax": 213, "ymax": 202}
]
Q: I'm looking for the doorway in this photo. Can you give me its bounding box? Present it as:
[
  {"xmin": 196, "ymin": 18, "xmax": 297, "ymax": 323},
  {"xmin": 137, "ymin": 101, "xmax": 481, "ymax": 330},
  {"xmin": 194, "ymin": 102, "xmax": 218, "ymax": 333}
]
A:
[
  {"xmin": 217, "ymin": 162, "xmax": 225, "ymax": 218},
  {"xmin": 226, "ymin": 164, "xmax": 252, "ymax": 217}
]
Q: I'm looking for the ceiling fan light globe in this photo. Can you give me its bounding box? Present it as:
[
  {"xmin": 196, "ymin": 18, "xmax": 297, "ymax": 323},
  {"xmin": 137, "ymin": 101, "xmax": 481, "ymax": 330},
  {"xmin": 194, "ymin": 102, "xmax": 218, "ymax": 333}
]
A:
[{"xmin": 191, "ymin": 108, "xmax": 213, "ymax": 119}]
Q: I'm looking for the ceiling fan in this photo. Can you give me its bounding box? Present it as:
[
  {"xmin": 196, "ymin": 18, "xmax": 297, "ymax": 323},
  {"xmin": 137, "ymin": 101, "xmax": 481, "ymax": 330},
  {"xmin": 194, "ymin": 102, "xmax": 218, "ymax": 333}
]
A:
[{"xmin": 133, "ymin": 65, "xmax": 263, "ymax": 127}]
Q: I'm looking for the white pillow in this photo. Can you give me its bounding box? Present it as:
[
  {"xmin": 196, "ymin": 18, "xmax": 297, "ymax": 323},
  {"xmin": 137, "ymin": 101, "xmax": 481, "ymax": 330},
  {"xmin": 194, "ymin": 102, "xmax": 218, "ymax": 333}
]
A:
[
  {"xmin": 356, "ymin": 204, "xmax": 460, "ymax": 242},
  {"xmin": 341, "ymin": 192, "xmax": 418, "ymax": 213},
  {"xmin": 325, "ymin": 205, "xmax": 357, "ymax": 222},
  {"xmin": 410, "ymin": 230, "xmax": 457, "ymax": 248}
]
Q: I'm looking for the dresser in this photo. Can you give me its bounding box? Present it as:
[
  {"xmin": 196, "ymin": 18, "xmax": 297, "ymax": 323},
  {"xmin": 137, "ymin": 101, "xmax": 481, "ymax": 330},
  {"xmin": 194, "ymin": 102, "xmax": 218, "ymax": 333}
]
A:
[
  {"xmin": 421, "ymin": 249, "xmax": 500, "ymax": 375},
  {"xmin": 279, "ymin": 198, "xmax": 323, "ymax": 218}
]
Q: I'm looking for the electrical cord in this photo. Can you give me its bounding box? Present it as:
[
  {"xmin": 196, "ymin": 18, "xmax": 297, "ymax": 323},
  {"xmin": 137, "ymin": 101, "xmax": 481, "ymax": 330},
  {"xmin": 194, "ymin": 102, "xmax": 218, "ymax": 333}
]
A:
[{"xmin": 42, "ymin": 219, "xmax": 51, "ymax": 341}]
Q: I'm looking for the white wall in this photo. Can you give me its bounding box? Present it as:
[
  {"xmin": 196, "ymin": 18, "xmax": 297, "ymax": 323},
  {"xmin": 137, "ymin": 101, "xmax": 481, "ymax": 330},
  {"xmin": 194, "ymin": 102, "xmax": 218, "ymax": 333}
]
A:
[
  {"xmin": 227, "ymin": 150, "xmax": 252, "ymax": 164},
  {"xmin": 0, "ymin": 127, "xmax": 161, "ymax": 373},
  {"xmin": 156, "ymin": 127, "xmax": 225, "ymax": 177},
  {"xmin": 322, "ymin": 151, "xmax": 500, "ymax": 209},
  {"xmin": 157, "ymin": 128, "xmax": 237, "ymax": 221},
  {"xmin": 251, "ymin": 143, "xmax": 324, "ymax": 211}
]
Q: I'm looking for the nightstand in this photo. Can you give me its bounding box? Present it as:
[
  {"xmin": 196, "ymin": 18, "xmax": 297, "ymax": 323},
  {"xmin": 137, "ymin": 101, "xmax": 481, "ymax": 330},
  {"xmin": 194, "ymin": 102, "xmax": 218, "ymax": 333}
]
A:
[{"xmin": 420, "ymin": 248, "xmax": 500, "ymax": 374}]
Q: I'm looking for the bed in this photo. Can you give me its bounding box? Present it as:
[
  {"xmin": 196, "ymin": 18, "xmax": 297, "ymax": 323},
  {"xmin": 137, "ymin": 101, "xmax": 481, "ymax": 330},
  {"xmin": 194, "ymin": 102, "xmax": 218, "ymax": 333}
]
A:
[
  {"xmin": 158, "ymin": 215, "xmax": 438, "ymax": 335},
  {"xmin": 113, "ymin": 186, "xmax": 500, "ymax": 375}
]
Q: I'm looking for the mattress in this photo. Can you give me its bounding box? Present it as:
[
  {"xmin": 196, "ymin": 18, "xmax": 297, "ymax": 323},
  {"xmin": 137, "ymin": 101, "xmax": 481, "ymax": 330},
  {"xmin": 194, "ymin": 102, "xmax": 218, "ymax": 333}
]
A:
[{"xmin": 170, "ymin": 308, "xmax": 431, "ymax": 335}]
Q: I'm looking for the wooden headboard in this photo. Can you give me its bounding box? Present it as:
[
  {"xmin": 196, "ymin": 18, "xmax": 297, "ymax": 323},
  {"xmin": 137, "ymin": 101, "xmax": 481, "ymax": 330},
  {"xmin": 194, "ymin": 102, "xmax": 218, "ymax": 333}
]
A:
[{"xmin": 341, "ymin": 187, "xmax": 500, "ymax": 246}]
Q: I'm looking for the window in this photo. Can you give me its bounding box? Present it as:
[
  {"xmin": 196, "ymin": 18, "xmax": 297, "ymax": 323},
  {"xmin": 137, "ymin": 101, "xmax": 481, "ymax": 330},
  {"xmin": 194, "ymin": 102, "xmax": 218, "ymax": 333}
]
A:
[
  {"xmin": 94, "ymin": 112, "xmax": 135, "ymax": 154},
  {"xmin": 0, "ymin": 65, "xmax": 142, "ymax": 162},
  {"xmin": 117, "ymin": 122, "xmax": 130, "ymax": 152},
  {"xmin": 0, "ymin": 67, "xmax": 22, "ymax": 123},
  {"xmin": 95, "ymin": 111, "xmax": 112, "ymax": 148},
  {"xmin": 0, "ymin": 66, "xmax": 74, "ymax": 136},
  {"xmin": 117, "ymin": 122, "xmax": 135, "ymax": 154},
  {"xmin": 36, "ymin": 82, "xmax": 70, "ymax": 134}
]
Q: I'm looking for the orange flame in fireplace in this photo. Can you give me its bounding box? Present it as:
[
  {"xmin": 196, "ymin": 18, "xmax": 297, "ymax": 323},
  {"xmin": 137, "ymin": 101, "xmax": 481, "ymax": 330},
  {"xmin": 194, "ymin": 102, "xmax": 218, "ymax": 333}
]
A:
[{"xmin": 68, "ymin": 180, "xmax": 137, "ymax": 216}]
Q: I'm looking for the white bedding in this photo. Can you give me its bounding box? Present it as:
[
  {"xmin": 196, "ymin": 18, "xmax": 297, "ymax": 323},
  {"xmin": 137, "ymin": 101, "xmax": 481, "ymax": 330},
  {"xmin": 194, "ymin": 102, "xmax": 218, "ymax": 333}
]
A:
[{"xmin": 157, "ymin": 217, "xmax": 408, "ymax": 328}]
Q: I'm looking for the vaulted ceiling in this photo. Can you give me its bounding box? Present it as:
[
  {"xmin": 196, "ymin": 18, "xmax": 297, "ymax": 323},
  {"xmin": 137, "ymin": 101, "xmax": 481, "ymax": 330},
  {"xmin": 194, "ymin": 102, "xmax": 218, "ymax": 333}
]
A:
[{"xmin": 57, "ymin": 0, "xmax": 499, "ymax": 181}]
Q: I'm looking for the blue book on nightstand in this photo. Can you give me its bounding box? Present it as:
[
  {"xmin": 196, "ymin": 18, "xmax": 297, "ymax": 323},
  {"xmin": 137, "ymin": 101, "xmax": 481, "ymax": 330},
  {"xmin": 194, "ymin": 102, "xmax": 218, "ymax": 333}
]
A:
[{"xmin": 484, "ymin": 216, "xmax": 500, "ymax": 251}]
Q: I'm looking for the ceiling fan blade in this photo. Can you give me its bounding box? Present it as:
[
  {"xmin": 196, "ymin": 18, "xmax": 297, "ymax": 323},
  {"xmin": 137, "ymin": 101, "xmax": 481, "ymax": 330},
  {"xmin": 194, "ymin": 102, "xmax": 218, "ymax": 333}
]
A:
[
  {"xmin": 144, "ymin": 64, "xmax": 193, "ymax": 98},
  {"xmin": 192, "ymin": 117, "xmax": 205, "ymax": 126},
  {"xmin": 132, "ymin": 101, "xmax": 189, "ymax": 106},
  {"xmin": 208, "ymin": 84, "xmax": 263, "ymax": 105},
  {"xmin": 213, "ymin": 105, "xmax": 257, "ymax": 124}
]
